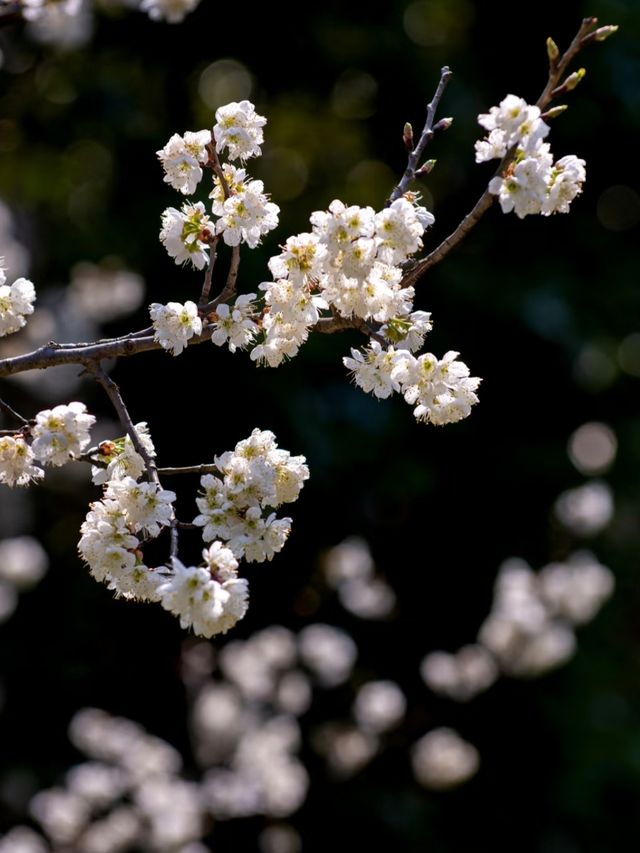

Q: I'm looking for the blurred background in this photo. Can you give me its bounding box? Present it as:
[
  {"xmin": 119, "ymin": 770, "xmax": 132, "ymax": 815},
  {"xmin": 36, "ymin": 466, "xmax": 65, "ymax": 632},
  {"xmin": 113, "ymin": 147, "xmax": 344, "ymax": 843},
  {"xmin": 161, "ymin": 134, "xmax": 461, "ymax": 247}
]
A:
[{"xmin": 0, "ymin": 0, "xmax": 639, "ymax": 850}]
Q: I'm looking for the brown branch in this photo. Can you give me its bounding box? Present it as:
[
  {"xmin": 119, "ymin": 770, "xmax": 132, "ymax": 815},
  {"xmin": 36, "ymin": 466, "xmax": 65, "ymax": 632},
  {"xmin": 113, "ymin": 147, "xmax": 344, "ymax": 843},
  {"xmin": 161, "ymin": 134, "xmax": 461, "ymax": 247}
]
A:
[
  {"xmin": 211, "ymin": 244, "xmax": 240, "ymax": 309},
  {"xmin": 199, "ymin": 236, "xmax": 219, "ymax": 305},
  {"xmin": 87, "ymin": 364, "xmax": 160, "ymax": 485},
  {"xmin": 159, "ymin": 463, "xmax": 218, "ymax": 476},
  {"xmin": 388, "ymin": 66, "xmax": 453, "ymax": 205}
]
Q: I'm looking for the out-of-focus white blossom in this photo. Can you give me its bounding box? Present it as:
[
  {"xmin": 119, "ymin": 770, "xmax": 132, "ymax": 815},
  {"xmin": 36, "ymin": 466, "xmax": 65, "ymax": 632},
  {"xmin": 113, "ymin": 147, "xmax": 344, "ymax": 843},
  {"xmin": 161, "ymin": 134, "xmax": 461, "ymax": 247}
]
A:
[
  {"xmin": 554, "ymin": 480, "xmax": 614, "ymax": 536},
  {"xmin": 0, "ymin": 535, "xmax": 48, "ymax": 588},
  {"xmin": 337, "ymin": 576, "xmax": 396, "ymax": 620},
  {"xmin": 313, "ymin": 724, "xmax": 378, "ymax": 778},
  {"xmin": 0, "ymin": 273, "xmax": 36, "ymax": 338},
  {"xmin": 421, "ymin": 644, "xmax": 498, "ymax": 702},
  {"xmin": 149, "ymin": 300, "xmax": 202, "ymax": 355},
  {"xmin": 140, "ymin": 0, "xmax": 201, "ymax": 23},
  {"xmin": 31, "ymin": 402, "xmax": 95, "ymax": 467},
  {"xmin": 298, "ymin": 623, "xmax": 357, "ymax": 687},
  {"xmin": 0, "ymin": 826, "xmax": 49, "ymax": 853},
  {"xmin": 539, "ymin": 551, "xmax": 614, "ymax": 625},
  {"xmin": 323, "ymin": 536, "xmax": 374, "ymax": 586},
  {"xmin": 412, "ymin": 728, "xmax": 480, "ymax": 790},
  {"xmin": 353, "ymin": 680, "xmax": 406, "ymax": 733},
  {"xmin": 568, "ymin": 422, "xmax": 617, "ymax": 475},
  {"xmin": 30, "ymin": 788, "xmax": 90, "ymax": 845},
  {"xmin": 259, "ymin": 824, "xmax": 302, "ymax": 853},
  {"xmin": 68, "ymin": 263, "xmax": 145, "ymax": 324}
]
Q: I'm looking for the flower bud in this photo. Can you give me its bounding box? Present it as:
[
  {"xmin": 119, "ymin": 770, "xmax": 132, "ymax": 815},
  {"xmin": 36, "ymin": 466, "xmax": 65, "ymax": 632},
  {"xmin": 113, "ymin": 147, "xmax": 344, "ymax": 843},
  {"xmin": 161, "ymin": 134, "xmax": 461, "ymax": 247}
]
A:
[
  {"xmin": 433, "ymin": 117, "xmax": 453, "ymax": 133},
  {"xmin": 403, "ymin": 122, "xmax": 414, "ymax": 151},
  {"xmin": 416, "ymin": 159, "xmax": 437, "ymax": 176},
  {"xmin": 541, "ymin": 104, "xmax": 568, "ymax": 120},
  {"xmin": 546, "ymin": 37, "xmax": 560, "ymax": 63}
]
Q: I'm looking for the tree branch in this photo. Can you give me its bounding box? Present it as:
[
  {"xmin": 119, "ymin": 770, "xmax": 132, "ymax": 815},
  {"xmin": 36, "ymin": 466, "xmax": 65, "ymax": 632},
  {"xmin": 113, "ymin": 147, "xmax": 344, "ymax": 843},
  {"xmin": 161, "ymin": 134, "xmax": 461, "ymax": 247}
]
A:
[
  {"xmin": 0, "ymin": 397, "xmax": 28, "ymax": 425},
  {"xmin": 87, "ymin": 364, "xmax": 160, "ymax": 485},
  {"xmin": 388, "ymin": 66, "xmax": 452, "ymax": 205}
]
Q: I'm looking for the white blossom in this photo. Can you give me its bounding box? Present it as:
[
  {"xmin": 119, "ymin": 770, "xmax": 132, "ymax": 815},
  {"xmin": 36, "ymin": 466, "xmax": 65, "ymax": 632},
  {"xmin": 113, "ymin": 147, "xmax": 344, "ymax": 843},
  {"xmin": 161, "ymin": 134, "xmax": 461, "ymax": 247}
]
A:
[
  {"xmin": 0, "ymin": 275, "xmax": 36, "ymax": 337},
  {"xmin": 343, "ymin": 341, "xmax": 410, "ymax": 400},
  {"xmin": 394, "ymin": 350, "xmax": 481, "ymax": 425},
  {"xmin": 160, "ymin": 202, "xmax": 212, "ymax": 270},
  {"xmin": 0, "ymin": 435, "xmax": 44, "ymax": 487},
  {"xmin": 149, "ymin": 300, "xmax": 202, "ymax": 356},
  {"xmin": 214, "ymin": 100, "xmax": 267, "ymax": 162},
  {"xmin": 104, "ymin": 477, "xmax": 175, "ymax": 538},
  {"xmin": 31, "ymin": 402, "xmax": 95, "ymax": 467},
  {"xmin": 210, "ymin": 294, "xmax": 260, "ymax": 352},
  {"xmin": 213, "ymin": 176, "xmax": 279, "ymax": 249},
  {"xmin": 156, "ymin": 130, "xmax": 211, "ymax": 195},
  {"xmin": 91, "ymin": 423, "xmax": 156, "ymax": 486},
  {"xmin": 476, "ymin": 94, "xmax": 549, "ymax": 160},
  {"xmin": 140, "ymin": 0, "xmax": 201, "ymax": 23}
]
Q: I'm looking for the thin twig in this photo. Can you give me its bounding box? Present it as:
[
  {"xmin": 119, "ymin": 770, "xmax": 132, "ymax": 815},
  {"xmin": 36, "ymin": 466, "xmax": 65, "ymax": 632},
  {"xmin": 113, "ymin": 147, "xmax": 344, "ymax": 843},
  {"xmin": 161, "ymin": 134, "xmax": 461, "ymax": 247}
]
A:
[
  {"xmin": 0, "ymin": 397, "xmax": 28, "ymax": 425},
  {"xmin": 169, "ymin": 517, "xmax": 179, "ymax": 558},
  {"xmin": 400, "ymin": 17, "xmax": 606, "ymax": 290},
  {"xmin": 388, "ymin": 66, "xmax": 453, "ymax": 205},
  {"xmin": 208, "ymin": 145, "xmax": 231, "ymax": 199},
  {"xmin": 211, "ymin": 244, "xmax": 240, "ymax": 309},
  {"xmin": 199, "ymin": 236, "xmax": 219, "ymax": 305},
  {"xmin": 158, "ymin": 464, "xmax": 218, "ymax": 476},
  {"xmin": 88, "ymin": 364, "xmax": 160, "ymax": 484}
]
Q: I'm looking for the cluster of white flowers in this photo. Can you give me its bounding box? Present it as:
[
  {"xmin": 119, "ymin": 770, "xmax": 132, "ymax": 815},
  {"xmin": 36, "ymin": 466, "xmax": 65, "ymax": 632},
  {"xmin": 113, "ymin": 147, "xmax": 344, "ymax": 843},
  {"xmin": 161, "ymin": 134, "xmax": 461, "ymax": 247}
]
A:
[
  {"xmin": 31, "ymin": 402, "xmax": 95, "ymax": 467},
  {"xmin": 476, "ymin": 94, "xmax": 586, "ymax": 218},
  {"xmin": 421, "ymin": 644, "xmax": 499, "ymax": 703},
  {"xmin": 0, "ymin": 434, "xmax": 43, "ymax": 487},
  {"xmin": 17, "ymin": 0, "xmax": 82, "ymax": 22},
  {"xmin": 213, "ymin": 100, "xmax": 266, "ymax": 162},
  {"xmin": 323, "ymin": 535, "xmax": 396, "ymax": 619},
  {"xmin": 422, "ymin": 551, "xmax": 614, "ymax": 697},
  {"xmin": 78, "ymin": 426, "xmax": 307, "ymax": 637},
  {"xmin": 193, "ymin": 428, "xmax": 309, "ymax": 563},
  {"xmin": 156, "ymin": 130, "xmax": 211, "ymax": 195},
  {"xmin": 157, "ymin": 548, "xmax": 249, "ymax": 639},
  {"xmin": 0, "ymin": 265, "xmax": 36, "ymax": 338},
  {"xmin": 23, "ymin": 707, "xmax": 205, "ymax": 851},
  {"xmin": 210, "ymin": 293, "xmax": 259, "ymax": 352},
  {"xmin": 158, "ymin": 101, "xmax": 279, "ymax": 267},
  {"xmin": 153, "ymin": 97, "xmax": 480, "ymax": 427},
  {"xmin": 0, "ymin": 401, "xmax": 95, "ymax": 488},
  {"xmin": 344, "ymin": 344, "xmax": 481, "ymax": 425},
  {"xmin": 149, "ymin": 300, "xmax": 202, "ymax": 355},
  {"xmin": 210, "ymin": 164, "xmax": 280, "ymax": 248}
]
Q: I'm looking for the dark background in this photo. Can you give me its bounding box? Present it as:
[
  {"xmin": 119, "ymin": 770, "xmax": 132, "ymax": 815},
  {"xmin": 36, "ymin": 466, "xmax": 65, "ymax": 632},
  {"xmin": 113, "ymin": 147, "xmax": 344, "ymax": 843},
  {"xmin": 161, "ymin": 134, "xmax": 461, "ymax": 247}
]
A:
[{"xmin": 0, "ymin": 0, "xmax": 639, "ymax": 850}]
